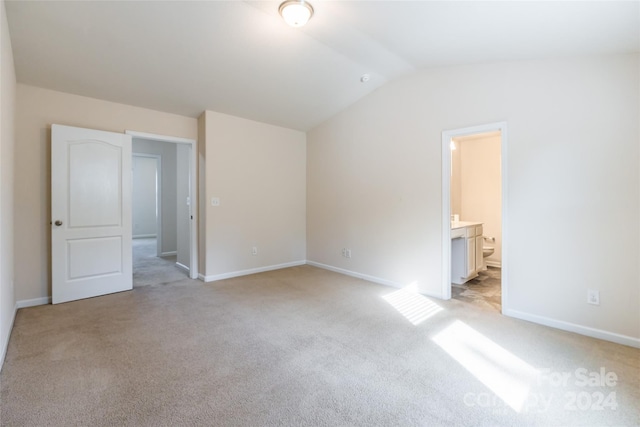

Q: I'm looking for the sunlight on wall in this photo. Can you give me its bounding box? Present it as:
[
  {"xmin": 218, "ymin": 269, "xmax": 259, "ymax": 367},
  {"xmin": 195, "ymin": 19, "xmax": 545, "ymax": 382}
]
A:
[
  {"xmin": 382, "ymin": 283, "xmax": 443, "ymax": 325},
  {"xmin": 432, "ymin": 320, "xmax": 539, "ymax": 413}
]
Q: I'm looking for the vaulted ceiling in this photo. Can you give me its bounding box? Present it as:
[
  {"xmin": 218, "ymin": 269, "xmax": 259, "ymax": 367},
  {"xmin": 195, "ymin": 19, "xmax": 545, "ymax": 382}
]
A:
[{"xmin": 6, "ymin": 1, "xmax": 639, "ymax": 130}]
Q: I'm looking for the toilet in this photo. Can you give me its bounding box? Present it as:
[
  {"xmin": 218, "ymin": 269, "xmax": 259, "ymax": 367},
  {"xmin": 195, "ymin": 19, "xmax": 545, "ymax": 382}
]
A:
[{"xmin": 482, "ymin": 238, "xmax": 495, "ymax": 270}]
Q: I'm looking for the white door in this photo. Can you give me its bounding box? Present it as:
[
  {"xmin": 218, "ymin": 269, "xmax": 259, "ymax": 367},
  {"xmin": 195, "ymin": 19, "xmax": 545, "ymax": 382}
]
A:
[{"xmin": 52, "ymin": 124, "xmax": 132, "ymax": 304}]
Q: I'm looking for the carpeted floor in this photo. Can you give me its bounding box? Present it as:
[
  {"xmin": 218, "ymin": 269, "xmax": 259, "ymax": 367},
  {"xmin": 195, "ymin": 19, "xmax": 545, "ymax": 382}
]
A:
[
  {"xmin": 133, "ymin": 238, "xmax": 188, "ymax": 287},
  {"xmin": 1, "ymin": 266, "xmax": 639, "ymax": 426},
  {"xmin": 452, "ymin": 267, "xmax": 502, "ymax": 312}
]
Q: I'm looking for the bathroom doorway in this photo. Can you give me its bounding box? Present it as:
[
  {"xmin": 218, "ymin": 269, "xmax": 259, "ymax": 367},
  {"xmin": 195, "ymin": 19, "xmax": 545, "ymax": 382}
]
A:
[
  {"xmin": 450, "ymin": 131, "xmax": 502, "ymax": 311},
  {"xmin": 441, "ymin": 122, "xmax": 508, "ymax": 313}
]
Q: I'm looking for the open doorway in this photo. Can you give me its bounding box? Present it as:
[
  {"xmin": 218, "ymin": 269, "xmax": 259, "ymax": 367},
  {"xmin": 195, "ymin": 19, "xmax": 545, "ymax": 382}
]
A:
[
  {"xmin": 131, "ymin": 147, "xmax": 186, "ymax": 287},
  {"xmin": 441, "ymin": 122, "xmax": 508, "ymax": 313},
  {"xmin": 450, "ymin": 131, "xmax": 502, "ymax": 311},
  {"xmin": 127, "ymin": 131, "xmax": 198, "ymax": 286}
]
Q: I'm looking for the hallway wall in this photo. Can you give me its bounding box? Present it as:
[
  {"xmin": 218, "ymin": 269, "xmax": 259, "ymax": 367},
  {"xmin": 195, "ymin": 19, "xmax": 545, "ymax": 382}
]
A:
[{"xmin": 132, "ymin": 155, "xmax": 158, "ymax": 238}]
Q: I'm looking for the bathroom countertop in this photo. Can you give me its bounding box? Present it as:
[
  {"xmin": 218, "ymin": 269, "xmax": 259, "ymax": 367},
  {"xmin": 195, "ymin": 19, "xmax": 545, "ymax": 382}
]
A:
[{"xmin": 451, "ymin": 221, "xmax": 483, "ymax": 229}]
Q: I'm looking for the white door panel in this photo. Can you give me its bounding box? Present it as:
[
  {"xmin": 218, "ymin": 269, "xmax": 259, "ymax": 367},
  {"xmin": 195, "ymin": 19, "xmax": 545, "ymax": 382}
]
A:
[
  {"xmin": 52, "ymin": 124, "xmax": 132, "ymax": 304},
  {"xmin": 69, "ymin": 141, "xmax": 122, "ymax": 227},
  {"xmin": 67, "ymin": 237, "xmax": 122, "ymax": 279}
]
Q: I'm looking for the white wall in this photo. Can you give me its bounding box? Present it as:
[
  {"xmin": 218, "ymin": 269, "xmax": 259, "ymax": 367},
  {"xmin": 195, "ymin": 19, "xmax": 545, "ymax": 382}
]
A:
[
  {"xmin": 0, "ymin": 0, "xmax": 16, "ymax": 367},
  {"xmin": 453, "ymin": 133, "xmax": 502, "ymax": 265},
  {"xmin": 14, "ymin": 84, "xmax": 197, "ymax": 302},
  {"xmin": 307, "ymin": 54, "xmax": 640, "ymax": 344},
  {"xmin": 132, "ymin": 139, "xmax": 178, "ymax": 255},
  {"xmin": 132, "ymin": 155, "xmax": 158, "ymax": 238},
  {"xmin": 199, "ymin": 110, "xmax": 306, "ymax": 279}
]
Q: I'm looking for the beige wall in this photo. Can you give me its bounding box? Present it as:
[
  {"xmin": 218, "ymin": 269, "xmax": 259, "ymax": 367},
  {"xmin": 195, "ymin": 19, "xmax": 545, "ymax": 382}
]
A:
[
  {"xmin": 1, "ymin": 0, "xmax": 16, "ymax": 365},
  {"xmin": 14, "ymin": 85, "xmax": 304, "ymax": 299},
  {"xmin": 453, "ymin": 134, "xmax": 502, "ymax": 265},
  {"xmin": 14, "ymin": 84, "xmax": 197, "ymax": 302},
  {"xmin": 200, "ymin": 110, "xmax": 306, "ymax": 279},
  {"xmin": 307, "ymin": 54, "xmax": 640, "ymax": 342}
]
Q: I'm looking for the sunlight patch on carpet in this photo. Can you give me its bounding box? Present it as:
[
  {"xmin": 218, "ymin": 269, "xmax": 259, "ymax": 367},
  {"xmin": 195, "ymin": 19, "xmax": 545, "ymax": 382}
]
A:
[
  {"xmin": 432, "ymin": 320, "xmax": 539, "ymax": 413},
  {"xmin": 382, "ymin": 283, "xmax": 443, "ymax": 325}
]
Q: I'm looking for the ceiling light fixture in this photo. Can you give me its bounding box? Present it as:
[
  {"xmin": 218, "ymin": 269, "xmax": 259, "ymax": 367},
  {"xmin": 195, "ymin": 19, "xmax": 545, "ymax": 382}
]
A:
[{"xmin": 279, "ymin": 0, "xmax": 314, "ymax": 27}]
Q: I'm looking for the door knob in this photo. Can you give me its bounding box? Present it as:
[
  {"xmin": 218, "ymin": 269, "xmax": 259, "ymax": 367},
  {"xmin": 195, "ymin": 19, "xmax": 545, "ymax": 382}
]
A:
[{"xmin": 54, "ymin": 220, "xmax": 63, "ymax": 226}]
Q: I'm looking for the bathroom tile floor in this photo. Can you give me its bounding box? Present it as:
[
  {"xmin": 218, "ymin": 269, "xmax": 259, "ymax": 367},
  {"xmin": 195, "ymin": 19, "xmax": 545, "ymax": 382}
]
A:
[{"xmin": 451, "ymin": 266, "xmax": 501, "ymax": 312}]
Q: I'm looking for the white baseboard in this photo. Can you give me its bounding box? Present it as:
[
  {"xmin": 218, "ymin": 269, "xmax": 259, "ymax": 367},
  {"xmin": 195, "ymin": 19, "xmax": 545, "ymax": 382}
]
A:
[
  {"xmin": 305, "ymin": 261, "xmax": 443, "ymax": 298},
  {"xmin": 175, "ymin": 262, "xmax": 190, "ymax": 273},
  {"xmin": 504, "ymin": 308, "xmax": 640, "ymax": 349},
  {"xmin": 160, "ymin": 251, "xmax": 177, "ymax": 257},
  {"xmin": 133, "ymin": 234, "xmax": 156, "ymax": 239},
  {"xmin": 486, "ymin": 260, "xmax": 502, "ymax": 268},
  {"xmin": 16, "ymin": 296, "xmax": 51, "ymax": 309},
  {"xmin": 306, "ymin": 260, "xmax": 400, "ymax": 288},
  {"xmin": 199, "ymin": 260, "xmax": 306, "ymax": 282}
]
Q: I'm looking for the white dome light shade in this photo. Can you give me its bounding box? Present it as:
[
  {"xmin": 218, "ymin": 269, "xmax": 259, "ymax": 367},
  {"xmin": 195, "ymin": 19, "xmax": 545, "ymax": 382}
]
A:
[{"xmin": 279, "ymin": 0, "xmax": 314, "ymax": 27}]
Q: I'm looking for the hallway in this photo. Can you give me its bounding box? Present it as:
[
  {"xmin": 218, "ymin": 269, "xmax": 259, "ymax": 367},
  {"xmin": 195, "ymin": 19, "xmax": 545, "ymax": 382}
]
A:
[{"xmin": 133, "ymin": 238, "xmax": 188, "ymax": 287}]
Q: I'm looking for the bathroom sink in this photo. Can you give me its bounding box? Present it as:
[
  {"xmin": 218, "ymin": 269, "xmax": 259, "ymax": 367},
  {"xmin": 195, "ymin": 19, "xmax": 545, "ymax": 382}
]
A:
[{"xmin": 451, "ymin": 220, "xmax": 482, "ymax": 229}]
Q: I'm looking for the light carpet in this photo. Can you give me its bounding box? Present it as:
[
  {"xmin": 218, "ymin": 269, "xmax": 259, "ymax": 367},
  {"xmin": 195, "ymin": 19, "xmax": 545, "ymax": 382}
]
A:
[
  {"xmin": 1, "ymin": 266, "xmax": 638, "ymax": 426},
  {"xmin": 133, "ymin": 237, "xmax": 188, "ymax": 288}
]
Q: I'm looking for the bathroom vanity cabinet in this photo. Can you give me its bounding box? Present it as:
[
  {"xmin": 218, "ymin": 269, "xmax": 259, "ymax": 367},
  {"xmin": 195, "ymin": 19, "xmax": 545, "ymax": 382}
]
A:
[{"xmin": 451, "ymin": 221, "xmax": 483, "ymax": 285}]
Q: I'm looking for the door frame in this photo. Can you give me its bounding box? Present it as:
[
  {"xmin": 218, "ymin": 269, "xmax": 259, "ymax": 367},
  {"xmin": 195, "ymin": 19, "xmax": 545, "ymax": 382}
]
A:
[
  {"xmin": 126, "ymin": 130, "xmax": 199, "ymax": 280},
  {"xmin": 441, "ymin": 121, "xmax": 508, "ymax": 313}
]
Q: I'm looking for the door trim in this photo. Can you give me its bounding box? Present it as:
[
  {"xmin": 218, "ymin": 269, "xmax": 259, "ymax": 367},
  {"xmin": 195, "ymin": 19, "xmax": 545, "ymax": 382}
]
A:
[
  {"xmin": 441, "ymin": 121, "xmax": 508, "ymax": 313},
  {"xmin": 126, "ymin": 130, "xmax": 199, "ymax": 280}
]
